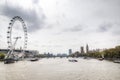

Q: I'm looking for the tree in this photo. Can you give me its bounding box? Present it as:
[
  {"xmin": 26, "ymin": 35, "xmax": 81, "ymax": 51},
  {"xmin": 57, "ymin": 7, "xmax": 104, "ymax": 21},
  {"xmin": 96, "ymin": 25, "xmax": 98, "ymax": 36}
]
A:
[{"xmin": 0, "ymin": 53, "xmax": 5, "ymax": 60}]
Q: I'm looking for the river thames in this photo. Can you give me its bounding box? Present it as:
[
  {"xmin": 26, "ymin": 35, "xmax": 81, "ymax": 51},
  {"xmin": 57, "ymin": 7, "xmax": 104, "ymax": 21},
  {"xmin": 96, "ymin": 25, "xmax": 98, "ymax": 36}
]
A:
[{"xmin": 0, "ymin": 58, "xmax": 120, "ymax": 80}]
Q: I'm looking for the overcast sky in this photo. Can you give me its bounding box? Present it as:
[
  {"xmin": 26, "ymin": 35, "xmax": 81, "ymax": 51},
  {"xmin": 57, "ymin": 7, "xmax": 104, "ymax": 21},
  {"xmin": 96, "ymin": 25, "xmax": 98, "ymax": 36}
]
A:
[{"xmin": 0, "ymin": 0, "xmax": 120, "ymax": 54}]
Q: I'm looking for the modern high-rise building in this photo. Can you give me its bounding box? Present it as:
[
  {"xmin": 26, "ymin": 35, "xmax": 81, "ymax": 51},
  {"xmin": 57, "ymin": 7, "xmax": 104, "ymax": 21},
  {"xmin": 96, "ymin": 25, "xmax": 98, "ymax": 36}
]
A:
[
  {"xmin": 86, "ymin": 44, "xmax": 89, "ymax": 53},
  {"xmin": 81, "ymin": 46, "xmax": 84, "ymax": 54},
  {"xmin": 69, "ymin": 49, "xmax": 72, "ymax": 55}
]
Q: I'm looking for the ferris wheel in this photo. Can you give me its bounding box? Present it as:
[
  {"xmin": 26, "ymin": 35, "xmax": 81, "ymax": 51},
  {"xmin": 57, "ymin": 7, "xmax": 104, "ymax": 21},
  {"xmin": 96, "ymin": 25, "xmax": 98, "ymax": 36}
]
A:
[{"xmin": 7, "ymin": 16, "xmax": 28, "ymax": 52}]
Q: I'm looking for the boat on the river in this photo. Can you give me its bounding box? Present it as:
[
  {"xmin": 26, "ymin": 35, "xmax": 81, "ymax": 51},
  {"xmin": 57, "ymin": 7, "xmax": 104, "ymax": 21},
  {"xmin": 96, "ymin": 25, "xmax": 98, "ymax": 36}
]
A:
[
  {"xmin": 84, "ymin": 56, "xmax": 87, "ymax": 59},
  {"xmin": 113, "ymin": 60, "xmax": 120, "ymax": 63},
  {"xmin": 68, "ymin": 59, "xmax": 78, "ymax": 62},
  {"xmin": 4, "ymin": 58, "xmax": 15, "ymax": 64},
  {"xmin": 98, "ymin": 54, "xmax": 104, "ymax": 61},
  {"xmin": 98, "ymin": 58, "xmax": 104, "ymax": 61},
  {"xmin": 30, "ymin": 58, "xmax": 39, "ymax": 62}
]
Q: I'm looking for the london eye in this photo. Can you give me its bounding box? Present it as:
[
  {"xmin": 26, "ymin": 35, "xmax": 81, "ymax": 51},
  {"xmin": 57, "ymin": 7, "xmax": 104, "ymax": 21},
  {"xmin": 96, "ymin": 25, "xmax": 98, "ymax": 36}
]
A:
[{"xmin": 5, "ymin": 16, "xmax": 28, "ymax": 64}]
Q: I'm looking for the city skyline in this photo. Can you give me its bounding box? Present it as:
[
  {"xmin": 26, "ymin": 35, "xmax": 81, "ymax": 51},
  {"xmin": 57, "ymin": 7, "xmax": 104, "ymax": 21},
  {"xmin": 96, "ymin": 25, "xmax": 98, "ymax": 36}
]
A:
[{"xmin": 0, "ymin": 0, "xmax": 120, "ymax": 54}]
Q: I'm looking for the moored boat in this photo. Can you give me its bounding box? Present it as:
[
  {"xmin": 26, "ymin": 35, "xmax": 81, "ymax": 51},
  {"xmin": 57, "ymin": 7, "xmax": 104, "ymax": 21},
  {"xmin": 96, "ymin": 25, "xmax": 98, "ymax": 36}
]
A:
[
  {"xmin": 68, "ymin": 59, "xmax": 78, "ymax": 62},
  {"xmin": 4, "ymin": 58, "xmax": 15, "ymax": 64},
  {"xmin": 30, "ymin": 58, "xmax": 39, "ymax": 62},
  {"xmin": 113, "ymin": 60, "xmax": 120, "ymax": 63},
  {"xmin": 98, "ymin": 58, "xmax": 104, "ymax": 61}
]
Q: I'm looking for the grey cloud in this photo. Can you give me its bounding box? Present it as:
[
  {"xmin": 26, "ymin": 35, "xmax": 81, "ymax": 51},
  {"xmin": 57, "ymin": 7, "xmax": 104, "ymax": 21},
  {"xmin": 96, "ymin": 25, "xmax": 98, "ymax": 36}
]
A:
[
  {"xmin": 111, "ymin": 23, "xmax": 120, "ymax": 35},
  {"xmin": 98, "ymin": 23, "xmax": 113, "ymax": 32},
  {"xmin": 32, "ymin": 0, "xmax": 39, "ymax": 4},
  {"xmin": 98, "ymin": 22, "xmax": 120, "ymax": 35},
  {"xmin": 41, "ymin": 45, "xmax": 62, "ymax": 48},
  {"xmin": 0, "ymin": 34, "xmax": 2, "ymax": 38},
  {"xmin": 112, "ymin": 29, "xmax": 120, "ymax": 35},
  {"xmin": 64, "ymin": 25, "xmax": 83, "ymax": 32},
  {"xmin": 1, "ymin": 4, "xmax": 45, "ymax": 32},
  {"xmin": 53, "ymin": 24, "xmax": 84, "ymax": 35}
]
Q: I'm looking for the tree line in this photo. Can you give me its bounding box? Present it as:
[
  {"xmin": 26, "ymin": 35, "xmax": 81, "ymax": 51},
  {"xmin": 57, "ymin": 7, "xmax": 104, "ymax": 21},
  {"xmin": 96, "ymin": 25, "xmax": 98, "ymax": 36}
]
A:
[{"xmin": 69, "ymin": 45, "xmax": 120, "ymax": 60}]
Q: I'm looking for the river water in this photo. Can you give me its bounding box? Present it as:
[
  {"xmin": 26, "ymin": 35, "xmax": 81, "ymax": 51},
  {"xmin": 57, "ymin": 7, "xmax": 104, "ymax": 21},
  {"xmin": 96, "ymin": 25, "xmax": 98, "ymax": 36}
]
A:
[{"xmin": 0, "ymin": 58, "xmax": 120, "ymax": 80}]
